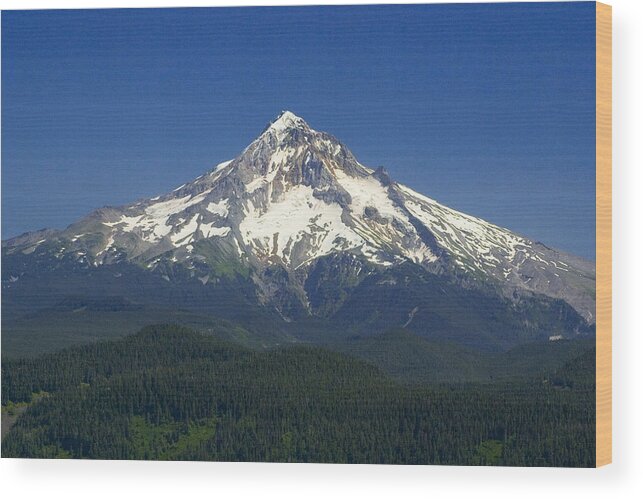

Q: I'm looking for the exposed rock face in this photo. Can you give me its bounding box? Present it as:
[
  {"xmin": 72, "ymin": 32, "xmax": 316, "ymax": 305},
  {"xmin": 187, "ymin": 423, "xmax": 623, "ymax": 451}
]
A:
[{"xmin": 3, "ymin": 111, "xmax": 596, "ymax": 322}]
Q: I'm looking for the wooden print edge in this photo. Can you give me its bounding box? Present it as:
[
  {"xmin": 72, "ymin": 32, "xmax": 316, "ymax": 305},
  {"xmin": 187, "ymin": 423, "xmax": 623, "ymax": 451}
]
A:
[{"xmin": 596, "ymin": 1, "xmax": 612, "ymax": 468}]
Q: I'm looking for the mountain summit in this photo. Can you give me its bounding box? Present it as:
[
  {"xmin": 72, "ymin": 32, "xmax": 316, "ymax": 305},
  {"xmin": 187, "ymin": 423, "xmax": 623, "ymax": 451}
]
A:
[
  {"xmin": 3, "ymin": 111, "xmax": 595, "ymax": 327},
  {"xmin": 263, "ymin": 110, "xmax": 309, "ymax": 134}
]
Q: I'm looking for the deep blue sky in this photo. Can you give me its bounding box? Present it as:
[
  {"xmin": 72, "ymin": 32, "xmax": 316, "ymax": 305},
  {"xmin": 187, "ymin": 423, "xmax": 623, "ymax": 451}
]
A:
[{"xmin": 1, "ymin": 3, "xmax": 596, "ymax": 259}]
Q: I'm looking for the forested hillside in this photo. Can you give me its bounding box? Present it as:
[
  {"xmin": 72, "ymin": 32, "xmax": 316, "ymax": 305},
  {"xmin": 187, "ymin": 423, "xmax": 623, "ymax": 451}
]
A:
[
  {"xmin": 335, "ymin": 328, "xmax": 595, "ymax": 384},
  {"xmin": 2, "ymin": 325, "xmax": 595, "ymax": 466}
]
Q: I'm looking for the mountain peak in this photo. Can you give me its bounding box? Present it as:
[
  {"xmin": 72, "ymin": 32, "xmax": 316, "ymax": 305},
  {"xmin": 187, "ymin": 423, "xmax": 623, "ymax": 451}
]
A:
[
  {"xmin": 276, "ymin": 109, "xmax": 302, "ymax": 121},
  {"xmin": 262, "ymin": 110, "xmax": 310, "ymax": 138}
]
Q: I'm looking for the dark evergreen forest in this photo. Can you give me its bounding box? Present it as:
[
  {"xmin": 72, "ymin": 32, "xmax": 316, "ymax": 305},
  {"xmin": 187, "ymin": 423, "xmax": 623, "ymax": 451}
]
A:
[{"xmin": 1, "ymin": 325, "xmax": 595, "ymax": 466}]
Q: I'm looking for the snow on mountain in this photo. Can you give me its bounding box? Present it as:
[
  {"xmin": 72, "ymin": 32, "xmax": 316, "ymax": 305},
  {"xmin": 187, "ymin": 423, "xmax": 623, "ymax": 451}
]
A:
[{"xmin": 3, "ymin": 111, "xmax": 596, "ymax": 321}]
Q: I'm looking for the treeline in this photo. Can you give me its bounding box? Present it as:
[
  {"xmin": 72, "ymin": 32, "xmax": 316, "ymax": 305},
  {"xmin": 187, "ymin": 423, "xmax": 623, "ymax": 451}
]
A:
[{"xmin": 2, "ymin": 325, "xmax": 595, "ymax": 466}]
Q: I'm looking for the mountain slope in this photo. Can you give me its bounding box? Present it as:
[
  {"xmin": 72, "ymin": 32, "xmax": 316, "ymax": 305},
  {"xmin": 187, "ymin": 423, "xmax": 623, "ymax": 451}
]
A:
[{"xmin": 2, "ymin": 111, "xmax": 595, "ymax": 347}]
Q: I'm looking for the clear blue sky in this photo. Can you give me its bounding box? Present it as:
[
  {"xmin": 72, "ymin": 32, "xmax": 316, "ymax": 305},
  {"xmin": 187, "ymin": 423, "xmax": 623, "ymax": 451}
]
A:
[{"xmin": 1, "ymin": 3, "xmax": 596, "ymax": 259}]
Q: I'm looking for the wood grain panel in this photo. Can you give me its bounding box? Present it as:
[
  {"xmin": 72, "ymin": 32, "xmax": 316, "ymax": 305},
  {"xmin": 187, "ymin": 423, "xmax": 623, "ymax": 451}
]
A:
[{"xmin": 596, "ymin": 1, "xmax": 612, "ymax": 468}]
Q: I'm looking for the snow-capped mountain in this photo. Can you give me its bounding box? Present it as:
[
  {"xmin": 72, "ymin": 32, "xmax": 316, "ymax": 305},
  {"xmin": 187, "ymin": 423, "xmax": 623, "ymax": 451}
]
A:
[{"xmin": 3, "ymin": 111, "xmax": 595, "ymax": 323}]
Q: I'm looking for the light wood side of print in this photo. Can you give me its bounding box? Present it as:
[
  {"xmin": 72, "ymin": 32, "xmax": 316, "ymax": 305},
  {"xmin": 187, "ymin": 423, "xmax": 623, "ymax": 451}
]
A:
[{"xmin": 595, "ymin": 1, "xmax": 612, "ymax": 468}]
